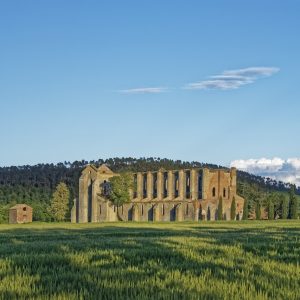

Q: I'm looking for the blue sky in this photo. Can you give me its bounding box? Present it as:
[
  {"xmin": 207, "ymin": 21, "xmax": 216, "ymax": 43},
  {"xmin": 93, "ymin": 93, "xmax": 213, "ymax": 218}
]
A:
[{"xmin": 0, "ymin": 1, "xmax": 299, "ymax": 182}]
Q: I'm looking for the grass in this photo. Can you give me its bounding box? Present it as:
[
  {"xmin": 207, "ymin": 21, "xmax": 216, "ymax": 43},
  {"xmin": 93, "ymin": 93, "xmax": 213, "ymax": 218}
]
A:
[{"xmin": 0, "ymin": 221, "xmax": 299, "ymax": 299}]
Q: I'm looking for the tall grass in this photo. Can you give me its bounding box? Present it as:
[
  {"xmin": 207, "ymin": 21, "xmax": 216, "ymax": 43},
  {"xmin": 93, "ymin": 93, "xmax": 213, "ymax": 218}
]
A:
[{"xmin": 0, "ymin": 221, "xmax": 299, "ymax": 299}]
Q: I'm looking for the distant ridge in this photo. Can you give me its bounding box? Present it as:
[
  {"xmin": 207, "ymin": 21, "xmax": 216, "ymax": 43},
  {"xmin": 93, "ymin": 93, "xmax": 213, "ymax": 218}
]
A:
[{"xmin": 0, "ymin": 157, "xmax": 297, "ymax": 195}]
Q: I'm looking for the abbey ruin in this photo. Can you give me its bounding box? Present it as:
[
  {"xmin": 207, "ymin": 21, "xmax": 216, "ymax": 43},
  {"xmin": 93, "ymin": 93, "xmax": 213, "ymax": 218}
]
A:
[{"xmin": 72, "ymin": 164, "xmax": 244, "ymax": 223}]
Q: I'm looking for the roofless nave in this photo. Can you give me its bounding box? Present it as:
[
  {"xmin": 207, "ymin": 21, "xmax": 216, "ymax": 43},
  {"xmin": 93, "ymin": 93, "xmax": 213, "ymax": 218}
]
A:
[{"xmin": 72, "ymin": 164, "xmax": 245, "ymax": 222}]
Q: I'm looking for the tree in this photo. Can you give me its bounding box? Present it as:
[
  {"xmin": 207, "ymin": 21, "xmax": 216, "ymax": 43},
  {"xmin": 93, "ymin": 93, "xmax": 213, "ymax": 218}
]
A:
[
  {"xmin": 0, "ymin": 204, "xmax": 9, "ymax": 224},
  {"xmin": 109, "ymin": 173, "xmax": 133, "ymax": 207},
  {"xmin": 289, "ymin": 185, "xmax": 298, "ymax": 219},
  {"xmin": 230, "ymin": 197, "xmax": 236, "ymax": 220},
  {"xmin": 242, "ymin": 199, "xmax": 248, "ymax": 220},
  {"xmin": 280, "ymin": 194, "xmax": 289, "ymax": 219},
  {"xmin": 268, "ymin": 200, "xmax": 274, "ymax": 220},
  {"xmin": 218, "ymin": 197, "xmax": 223, "ymax": 220},
  {"xmin": 256, "ymin": 202, "xmax": 261, "ymax": 220},
  {"xmin": 50, "ymin": 182, "xmax": 70, "ymax": 222}
]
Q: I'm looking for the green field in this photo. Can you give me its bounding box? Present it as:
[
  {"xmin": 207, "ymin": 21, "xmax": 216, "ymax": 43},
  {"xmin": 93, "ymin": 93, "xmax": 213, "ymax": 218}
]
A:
[{"xmin": 0, "ymin": 221, "xmax": 299, "ymax": 299}]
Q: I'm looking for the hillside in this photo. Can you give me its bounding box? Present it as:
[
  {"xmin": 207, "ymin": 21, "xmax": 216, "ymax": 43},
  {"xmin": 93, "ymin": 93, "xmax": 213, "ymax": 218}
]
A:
[{"xmin": 0, "ymin": 157, "xmax": 299, "ymax": 222}]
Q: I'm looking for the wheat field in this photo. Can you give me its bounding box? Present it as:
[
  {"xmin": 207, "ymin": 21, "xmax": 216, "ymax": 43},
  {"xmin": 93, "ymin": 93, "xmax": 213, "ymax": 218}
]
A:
[{"xmin": 0, "ymin": 221, "xmax": 299, "ymax": 299}]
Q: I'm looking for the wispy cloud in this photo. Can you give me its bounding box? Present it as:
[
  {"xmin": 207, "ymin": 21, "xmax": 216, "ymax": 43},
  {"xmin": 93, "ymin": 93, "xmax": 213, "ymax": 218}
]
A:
[
  {"xmin": 119, "ymin": 67, "xmax": 279, "ymax": 94},
  {"xmin": 119, "ymin": 87, "xmax": 168, "ymax": 94},
  {"xmin": 230, "ymin": 157, "xmax": 300, "ymax": 187},
  {"xmin": 184, "ymin": 67, "xmax": 279, "ymax": 90}
]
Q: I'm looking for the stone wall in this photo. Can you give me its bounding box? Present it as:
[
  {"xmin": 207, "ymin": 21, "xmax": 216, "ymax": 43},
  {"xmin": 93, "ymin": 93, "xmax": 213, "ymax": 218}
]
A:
[
  {"xmin": 9, "ymin": 204, "xmax": 33, "ymax": 224},
  {"xmin": 73, "ymin": 164, "xmax": 245, "ymax": 223}
]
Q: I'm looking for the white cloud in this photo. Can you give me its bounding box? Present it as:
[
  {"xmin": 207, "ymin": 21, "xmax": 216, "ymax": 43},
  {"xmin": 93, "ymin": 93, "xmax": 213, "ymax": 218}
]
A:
[
  {"xmin": 224, "ymin": 67, "xmax": 280, "ymax": 77},
  {"xmin": 231, "ymin": 157, "xmax": 284, "ymax": 173},
  {"xmin": 119, "ymin": 87, "xmax": 168, "ymax": 94},
  {"xmin": 230, "ymin": 157, "xmax": 300, "ymax": 187},
  {"xmin": 184, "ymin": 67, "xmax": 279, "ymax": 90},
  {"xmin": 286, "ymin": 158, "xmax": 300, "ymax": 170}
]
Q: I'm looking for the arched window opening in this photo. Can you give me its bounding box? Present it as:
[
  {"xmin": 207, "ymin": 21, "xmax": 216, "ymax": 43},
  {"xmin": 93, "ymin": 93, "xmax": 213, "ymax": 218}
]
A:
[
  {"xmin": 198, "ymin": 170, "xmax": 203, "ymax": 199},
  {"xmin": 162, "ymin": 204, "xmax": 165, "ymax": 216},
  {"xmin": 163, "ymin": 172, "xmax": 168, "ymax": 198},
  {"xmin": 133, "ymin": 174, "xmax": 137, "ymax": 198},
  {"xmin": 102, "ymin": 180, "xmax": 111, "ymax": 197},
  {"xmin": 143, "ymin": 174, "xmax": 147, "ymax": 198},
  {"xmin": 186, "ymin": 171, "xmax": 191, "ymax": 198},
  {"xmin": 212, "ymin": 187, "xmax": 216, "ymax": 197},
  {"xmin": 153, "ymin": 173, "xmax": 157, "ymax": 198},
  {"xmin": 223, "ymin": 188, "xmax": 226, "ymax": 198},
  {"xmin": 174, "ymin": 172, "xmax": 179, "ymax": 197},
  {"xmin": 141, "ymin": 205, "xmax": 144, "ymax": 216}
]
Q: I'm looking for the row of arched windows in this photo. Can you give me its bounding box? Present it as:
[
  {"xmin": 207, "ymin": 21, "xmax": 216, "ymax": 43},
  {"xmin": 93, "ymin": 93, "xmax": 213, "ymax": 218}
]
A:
[
  {"xmin": 134, "ymin": 175, "xmax": 231, "ymax": 200},
  {"xmin": 133, "ymin": 172, "xmax": 203, "ymax": 199}
]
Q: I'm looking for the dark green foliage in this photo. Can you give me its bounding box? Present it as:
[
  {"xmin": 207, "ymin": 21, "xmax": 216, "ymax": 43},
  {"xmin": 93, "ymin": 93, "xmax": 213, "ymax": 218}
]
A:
[
  {"xmin": 230, "ymin": 197, "xmax": 236, "ymax": 220},
  {"xmin": 0, "ymin": 205, "xmax": 9, "ymax": 223},
  {"xmin": 256, "ymin": 202, "xmax": 261, "ymax": 220},
  {"xmin": 289, "ymin": 185, "xmax": 298, "ymax": 219},
  {"xmin": 280, "ymin": 194, "xmax": 289, "ymax": 219},
  {"xmin": 242, "ymin": 199, "xmax": 249, "ymax": 220},
  {"xmin": 268, "ymin": 200, "xmax": 274, "ymax": 220},
  {"xmin": 109, "ymin": 173, "xmax": 133, "ymax": 206},
  {"xmin": 218, "ymin": 197, "xmax": 223, "ymax": 220},
  {"xmin": 237, "ymin": 179, "xmax": 298, "ymax": 220},
  {"xmin": 29, "ymin": 201, "xmax": 53, "ymax": 222}
]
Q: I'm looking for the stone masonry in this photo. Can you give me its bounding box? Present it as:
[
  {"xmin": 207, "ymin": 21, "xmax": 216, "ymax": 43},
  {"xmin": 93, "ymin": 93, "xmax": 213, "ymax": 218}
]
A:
[
  {"xmin": 72, "ymin": 164, "xmax": 244, "ymax": 223},
  {"xmin": 9, "ymin": 204, "xmax": 33, "ymax": 224}
]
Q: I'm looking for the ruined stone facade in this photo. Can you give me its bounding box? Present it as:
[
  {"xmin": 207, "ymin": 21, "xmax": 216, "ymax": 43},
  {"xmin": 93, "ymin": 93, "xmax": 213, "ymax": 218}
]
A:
[
  {"xmin": 9, "ymin": 204, "xmax": 33, "ymax": 224},
  {"xmin": 72, "ymin": 164, "xmax": 244, "ymax": 223}
]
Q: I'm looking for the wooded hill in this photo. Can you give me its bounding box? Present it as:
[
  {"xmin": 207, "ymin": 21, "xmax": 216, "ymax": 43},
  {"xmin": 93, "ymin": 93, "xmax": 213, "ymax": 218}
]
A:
[{"xmin": 0, "ymin": 157, "xmax": 299, "ymax": 222}]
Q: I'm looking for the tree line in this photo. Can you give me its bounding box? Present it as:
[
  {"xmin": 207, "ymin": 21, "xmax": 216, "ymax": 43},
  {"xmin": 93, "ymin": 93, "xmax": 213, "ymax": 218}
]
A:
[{"xmin": 0, "ymin": 157, "xmax": 299, "ymax": 222}]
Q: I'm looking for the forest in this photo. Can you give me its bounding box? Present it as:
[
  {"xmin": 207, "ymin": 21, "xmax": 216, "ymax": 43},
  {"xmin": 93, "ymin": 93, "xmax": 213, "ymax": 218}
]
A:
[{"xmin": 0, "ymin": 157, "xmax": 299, "ymax": 222}]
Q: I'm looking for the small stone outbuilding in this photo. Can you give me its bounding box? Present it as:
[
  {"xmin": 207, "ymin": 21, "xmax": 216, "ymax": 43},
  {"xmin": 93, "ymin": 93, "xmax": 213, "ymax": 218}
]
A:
[{"xmin": 9, "ymin": 204, "xmax": 33, "ymax": 224}]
